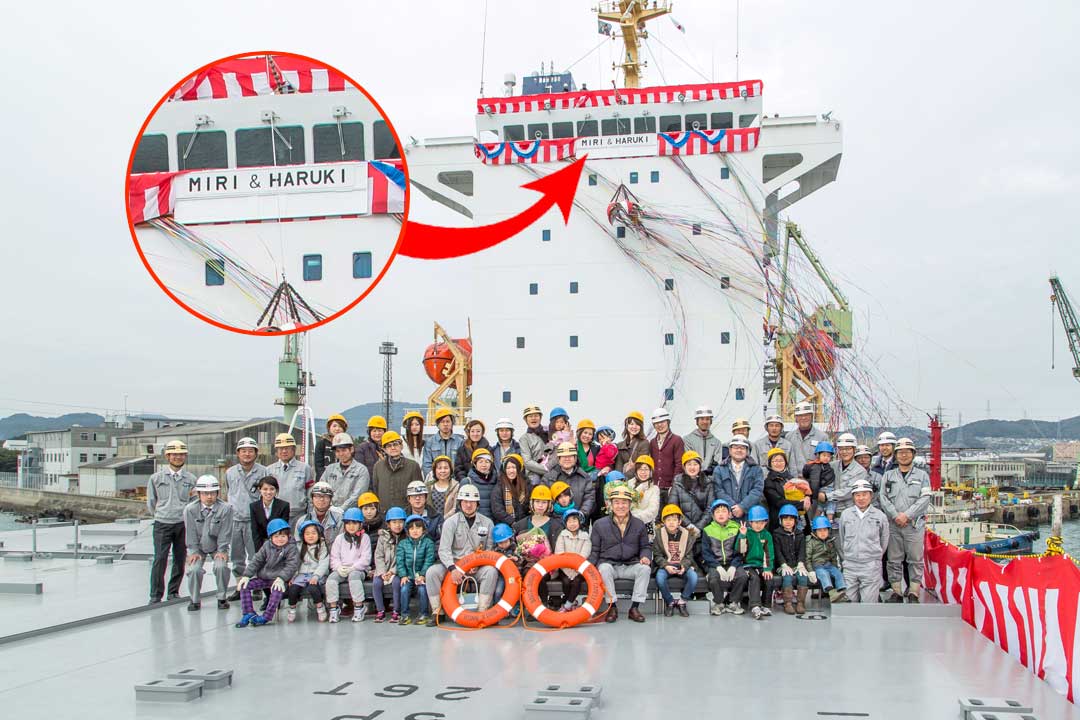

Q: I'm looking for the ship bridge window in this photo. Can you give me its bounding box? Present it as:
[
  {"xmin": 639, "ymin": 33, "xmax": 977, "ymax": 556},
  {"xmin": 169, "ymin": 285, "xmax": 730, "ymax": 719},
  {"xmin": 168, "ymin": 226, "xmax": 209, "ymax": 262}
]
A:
[
  {"xmin": 313, "ymin": 122, "xmax": 365, "ymax": 162},
  {"xmin": 762, "ymin": 153, "xmax": 804, "ymax": 183},
  {"xmin": 352, "ymin": 252, "xmax": 372, "ymax": 279},
  {"xmin": 235, "ymin": 126, "xmax": 306, "ymax": 167},
  {"xmin": 205, "ymin": 258, "xmax": 225, "ymax": 286},
  {"xmin": 502, "ymin": 124, "xmax": 525, "ymax": 141},
  {"xmin": 685, "ymin": 113, "xmax": 707, "ymax": 131},
  {"xmin": 176, "ymin": 130, "xmax": 227, "ymax": 171},
  {"xmin": 711, "ymin": 112, "xmax": 733, "ymax": 129},
  {"xmin": 552, "ymin": 121, "xmax": 574, "ymax": 139},
  {"xmin": 437, "ymin": 170, "xmax": 474, "ymax": 196},
  {"xmin": 527, "ymin": 123, "xmax": 550, "ymax": 139},
  {"xmin": 601, "ymin": 118, "xmax": 631, "ymax": 136},
  {"xmin": 576, "ymin": 120, "xmax": 599, "ymax": 137},
  {"xmin": 739, "ymin": 113, "xmax": 758, "ymax": 128},
  {"xmin": 302, "ymin": 254, "xmax": 322, "ymax": 282},
  {"xmin": 634, "ymin": 116, "xmax": 656, "ymax": 134},
  {"xmin": 373, "ymin": 120, "xmax": 401, "ymax": 159},
  {"xmin": 659, "ymin": 115, "xmax": 682, "ymax": 132},
  {"xmin": 133, "ymin": 134, "xmax": 169, "ymax": 173}
]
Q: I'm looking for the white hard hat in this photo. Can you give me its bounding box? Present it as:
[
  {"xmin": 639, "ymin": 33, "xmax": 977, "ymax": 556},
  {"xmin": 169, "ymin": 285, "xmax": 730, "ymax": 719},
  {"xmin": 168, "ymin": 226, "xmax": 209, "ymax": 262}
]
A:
[
  {"xmin": 406, "ymin": 480, "xmax": 428, "ymax": 497},
  {"xmin": 651, "ymin": 408, "xmax": 671, "ymax": 424},
  {"xmin": 457, "ymin": 484, "xmax": 481, "ymax": 502},
  {"xmin": 164, "ymin": 439, "xmax": 188, "ymax": 455},
  {"xmin": 764, "ymin": 414, "xmax": 784, "ymax": 426},
  {"xmin": 235, "ymin": 436, "xmax": 259, "ymax": 451},
  {"xmin": 794, "ymin": 402, "xmax": 814, "ymax": 416},
  {"xmin": 310, "ymin": 481, "xmax": 334, "ymax": 497},
  {"xmin": 332, "ymin": 432, "xmax": 354, "ymax": 448},
  {"xmin": 895, "ymin": 437, "xmax": 917, "ymax": 451},
  {"xmin": 836, "ymin": 432, "xmax": 857, "ymax": 448},
  {"xmin": 854, "ymin": 445, "xmax": 872, "ymax": 458},
  {"xmin": 876, "ymin": 431, "xmax": 897, "ymax": 447},
  {"xmin": 494, "ymin": 418, "xmax": 515, "ymax": 431},
  {"xmin": 729, "ymin": 437, "xmax": 751, "ymax": 449},
  {"xmin": 693, "ymin": 405, "xmax": 714, "ymax": 419},
  {"xmin": 195, "ymin": 475, "xmax": 220, "ymax": 492},
  {"xmin": 852, "ymin": 480, "xmax": 875, "ymax": 494}
]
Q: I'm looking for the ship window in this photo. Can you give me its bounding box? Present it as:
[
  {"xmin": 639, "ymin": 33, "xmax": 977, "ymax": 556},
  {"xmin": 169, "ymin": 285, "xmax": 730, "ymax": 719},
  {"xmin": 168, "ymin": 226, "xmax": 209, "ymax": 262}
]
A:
[
  {"xmin": 711, "ymin": 112, "xmax": 733, "ymax": 129},
  {"xmin": 373, "ymin": 120, "xmax": 401, "ymax": 159},
  {"xmin": 720, "ymin": 167, "xmax": 730, "ymax": 179},
  {"xmin": 692, "ymin": 223, "xmax": 701, "ymax": 235},
  {"xmin": 664, "ymin": 278, "xmax": 675, "ymax": 290},
  {"xmin": 516, "ymin": 337, "xmax": 525, "ymax": 349},
  {"xmin": 629, "ymin": 172, "xmax": 638, "ymax": 184},
  {"xmin": 313, "ymin": 122, "xmax": 364, "ymax": 162},
  {"xmin": 739, "ymin": 113, "xmax": 758, "ymax": 128},
  {"xmin": 576, "ymin": 120, "xmax": 599, "ymax": 137},
  {"xmin": 205, "ymin": 258, "xmax": 225, "ymax": 286},
  {"xmin": 634, "ymin": 116, "xmax": 656, "ymax": 134},
  {"xmin": 601, "ymin": 118, "xmax": 631, "ymax": 136},
  {"xmin": 659, "ymin": 115, "xmax": 682, "ymax": 132},
  {"xmin": 176, "ymin": 130, "xmax": 227, "ymax": 170},
  {"xmin": 552, "ymin": 121, "xmax": 575, "ymax": 139},
  {"xmin": 685, "ymin": 113, "xmax": 707, "ymax": 131},
  {"xmin": 588, "ymin": 174, "xmax": 597, "ymax": 186},
  {"xmin": 302, "ymin": 254, "xmax": 322, "ymax": 282},
  {"xmin": 542, "ymin": 229, "xmax": 551, "ymax": 241},
  {"xmin": 721, "ymin": 275, "xmax": 730, "ymax": 289},
  {"xmin": 569, "ymin": 335, "xmax": 579, "ymax": 348},
  {"xmin": 735, "ymin": 388, "xmax": 746, "ymax": 400},
  {"xmin": 569, "ymin": 389, "xmax": 579, "ymax": 402},
  {"xmin": 527, "ymin": 123, "xmax": 550, "ymax": 140},
  {"xmin": 650, "ymin": 170, "xmax": 660, "ymax": 183},
  {"xmin": 502, "ymin": 124, "xmax": 525, "ymax": 141},
  {"xmin": 665, "ymin": 388, "xmax": 674, "ymax": 401},
  {"xmin": 352, "ymin": 252, "xmax": 373, "ymax": 279},
  {"xmin": 235, "ymin": 126, "xmax": 306, "ymax": 167},
  {"xmin": 763, "ymin": 153, "xmax": 803, "ymax": 183},
  {"xmin": 529, "ymin": 283, "xmax": 538, "ymax": 295},
  {"xmin": 616, "ymin": 226, "xmax": 626, "ymax": 238},
  {"xmin": 437, "ymin": 170, "xmax": 474, "ymax": 196},
  {"xmin": 133, "ymin": 134, "xmax": 169, "ymax": 173},
  {"xmin": 664, "ymin": 333, "xmax": 674, "ymax": 346},
  {"xmin": 721, "ymin": 332, "xmax": 730, "ymax": 344},
  {"xmin": 569, "ymin": 281, "xmax": 579, "ymax": 294},
  {"xmin": 503, "ymin": 391, "xmax": 512, "ymax": 403}
]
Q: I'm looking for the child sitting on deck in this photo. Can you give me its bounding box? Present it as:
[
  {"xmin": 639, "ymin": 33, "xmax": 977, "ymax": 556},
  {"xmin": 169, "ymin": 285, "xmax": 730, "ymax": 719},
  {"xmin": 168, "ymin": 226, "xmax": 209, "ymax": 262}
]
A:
[{"xmin": 235, "ymin": 518, "xmax": 299, "ymax": 627}]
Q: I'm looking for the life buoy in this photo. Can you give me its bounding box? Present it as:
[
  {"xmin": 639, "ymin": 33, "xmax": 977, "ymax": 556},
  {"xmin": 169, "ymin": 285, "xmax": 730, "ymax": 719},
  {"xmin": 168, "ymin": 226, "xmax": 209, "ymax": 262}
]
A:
[
  {"xmin": 440, "ymin": 550, "xmax": 521, "ymax": 628},
  {"xmin": 522, "ymin": 553, "xmax": 605, "ymax": 628}
]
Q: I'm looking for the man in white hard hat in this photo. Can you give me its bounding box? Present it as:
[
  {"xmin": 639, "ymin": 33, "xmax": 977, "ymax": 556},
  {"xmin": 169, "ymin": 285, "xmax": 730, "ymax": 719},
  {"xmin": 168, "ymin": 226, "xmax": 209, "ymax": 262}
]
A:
[
  {"xmin": 425, "ymin": 484, "xmax": 496, "ymax": 619},
  {"xmin": 183, "ymin": 475, "xmax": 234, "ymax": 612},
  {"xmin": 871, "ymin": 431, "xmax": 898, "ymax": 478},
  {"xmin": 879, "ymin": 438, "xmax": 932, "ymax": 603},
  {"xmin": 517, "ymin": 404, "xmax": 551, "ymax": 484},
  {"xmin": 147, "ymin": 440, "xmax": 196, "ymax": 604},
  {"xmin": 786, "ymin": 402, "xmax": 828, "ymax": 470},
  {"xmin": 320, "ymin": 432, "xmax": 370, "ymax": 511},
  {"xmin": 751, "ymin": 414, "xmax": 793, "ymax": 465},
  {"xmin": 267, "ymin": 433, "xmax": 314, "ymax": 528},
  {"xmin": 712, "ymin": 437, "xmax": 764, "ymax": 521},
  {"xmin": 649, "ymin": 408, "xmax": 684, "ymax": 504},
  {"xmin": 294, "ymin": 481, "xmax": 344, "ymax": 545},
  {"xmin": 837, "ymin": 479, "xmax": 890, "ymax": 603},
  {"xmin": 225, "ymin": 436, "xmax": 268, "ymax": 601},
  {"xmin": 683, "ymin": 406, "xmax": 724, "ymax": 475},
  {"xmin": 826, "ymin": 433, "xmax": 871, "ymax": 518}
]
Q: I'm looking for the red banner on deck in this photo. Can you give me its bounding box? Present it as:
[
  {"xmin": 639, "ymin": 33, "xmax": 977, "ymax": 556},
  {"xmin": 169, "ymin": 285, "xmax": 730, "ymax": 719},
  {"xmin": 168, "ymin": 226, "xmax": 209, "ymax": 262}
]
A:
[{"xmin": 925, "ymin": 530, "xmax": 1080, "ymax": 702}]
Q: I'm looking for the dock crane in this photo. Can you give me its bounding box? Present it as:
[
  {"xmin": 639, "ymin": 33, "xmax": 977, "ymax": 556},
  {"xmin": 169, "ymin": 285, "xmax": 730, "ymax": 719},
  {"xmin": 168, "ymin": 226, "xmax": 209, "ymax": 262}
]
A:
[{"xmin": 1049, "ymin": 276, "xmax": 1080, "ymax": 382}]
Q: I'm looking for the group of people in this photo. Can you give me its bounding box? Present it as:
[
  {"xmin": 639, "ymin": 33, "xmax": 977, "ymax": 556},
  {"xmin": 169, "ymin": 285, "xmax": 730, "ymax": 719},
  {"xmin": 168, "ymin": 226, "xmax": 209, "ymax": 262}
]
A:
[{"xmin": 146, "ymin": 401, "xmax": 932, "ymax": 627}]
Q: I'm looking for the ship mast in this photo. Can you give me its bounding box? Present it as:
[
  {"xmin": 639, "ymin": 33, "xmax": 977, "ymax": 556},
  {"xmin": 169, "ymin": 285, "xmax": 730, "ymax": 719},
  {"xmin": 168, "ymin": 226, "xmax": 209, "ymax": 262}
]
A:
[{"xmin": 597, "ymin": 0, "xmax": 672, "ymax": 88}]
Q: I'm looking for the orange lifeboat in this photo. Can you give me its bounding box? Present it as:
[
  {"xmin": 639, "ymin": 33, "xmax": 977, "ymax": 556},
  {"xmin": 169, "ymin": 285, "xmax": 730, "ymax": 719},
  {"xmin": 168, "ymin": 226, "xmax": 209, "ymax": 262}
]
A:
[{"xmin": 423, "ymin": 338, "xmax": 473, "ymax": 385}]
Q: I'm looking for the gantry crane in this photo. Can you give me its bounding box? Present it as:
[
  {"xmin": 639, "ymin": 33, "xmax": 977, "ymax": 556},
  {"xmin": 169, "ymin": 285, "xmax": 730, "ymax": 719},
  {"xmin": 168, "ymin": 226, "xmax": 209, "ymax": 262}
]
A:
[{"xmin": 1050, "ymin": 276, "xmax": 1080, "ymax": 382}]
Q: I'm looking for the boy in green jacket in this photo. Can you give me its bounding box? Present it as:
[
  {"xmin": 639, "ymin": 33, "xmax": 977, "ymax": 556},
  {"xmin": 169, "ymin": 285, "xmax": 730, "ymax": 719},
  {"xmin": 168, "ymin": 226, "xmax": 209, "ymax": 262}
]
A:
[
  {"xmin": 742, "ymin": 505, "xmax": 775, "ymax": 620},
  {"xmin": 396, "ymin": 515, "xmax": 437, "ymax": 625}
]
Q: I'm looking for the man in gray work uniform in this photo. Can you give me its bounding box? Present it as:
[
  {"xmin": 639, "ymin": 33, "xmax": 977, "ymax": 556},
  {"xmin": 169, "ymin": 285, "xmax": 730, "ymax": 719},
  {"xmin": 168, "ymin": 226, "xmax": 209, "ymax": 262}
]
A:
[
  {"xmin": 785, "ymin": 401, "xmax": 829, "ymax": 470},
  {"xmin": 879, "ymin": 437, "xmax": 932, "ymax": 603},
  {"xmin": 266, "ymin": 432, "xmax": 314, "ymax": 527},
  {"xmin": 183, "ymin": 475, "xmax": 234, "ymax": 611},
  {"xmin": 147, "ymin": 439, "xmax": 196, "ymax": 604},
  {"xmin": 225, "ymin": 436, "xmax": 267, "ymax": 600},
  {"xmin": 838, "ymin": 479, "xmax": 890, "ymax": 603}
]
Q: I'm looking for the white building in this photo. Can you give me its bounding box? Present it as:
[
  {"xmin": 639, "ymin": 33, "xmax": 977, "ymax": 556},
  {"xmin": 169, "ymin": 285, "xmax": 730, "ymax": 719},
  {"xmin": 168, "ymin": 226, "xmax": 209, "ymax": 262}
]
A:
[{"xmin": 25, "ymin": 425, "xmax": 129, "ymax": 490}]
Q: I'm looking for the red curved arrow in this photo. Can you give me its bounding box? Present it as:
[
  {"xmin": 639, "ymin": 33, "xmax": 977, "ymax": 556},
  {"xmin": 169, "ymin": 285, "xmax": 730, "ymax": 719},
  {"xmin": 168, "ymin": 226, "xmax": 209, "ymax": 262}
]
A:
[{"xmin": 399, "ymin": 155, "xmax": 588, "ymax": 260}]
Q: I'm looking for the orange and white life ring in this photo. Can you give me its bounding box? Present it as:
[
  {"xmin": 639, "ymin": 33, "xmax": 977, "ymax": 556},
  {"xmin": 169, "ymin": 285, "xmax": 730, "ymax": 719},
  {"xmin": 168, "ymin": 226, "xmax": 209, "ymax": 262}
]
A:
[
  {"xmin": 440, "ymin": 550, "xmax": 521, "ymax": 628},
  {"xmin": 522, "ymin": 552, "xmax": 604, "ymax": 628}
]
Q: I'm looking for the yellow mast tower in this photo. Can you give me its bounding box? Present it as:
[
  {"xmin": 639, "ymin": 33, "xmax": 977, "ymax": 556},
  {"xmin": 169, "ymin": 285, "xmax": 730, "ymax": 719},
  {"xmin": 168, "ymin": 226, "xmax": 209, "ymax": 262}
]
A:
[{"xmin": 596, "ymin": 1, "xmax": 672, "ymax": 88}]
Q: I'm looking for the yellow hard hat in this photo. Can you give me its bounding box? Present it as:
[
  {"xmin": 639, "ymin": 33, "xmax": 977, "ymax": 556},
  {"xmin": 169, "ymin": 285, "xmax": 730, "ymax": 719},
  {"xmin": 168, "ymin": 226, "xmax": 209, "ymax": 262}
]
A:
[
  {"xmin": 625, "ymin": 410, "xmax": 645, "ymax": 424},
  {"xmin": 471, "ymin": 447, "xmax": 493, "ymax": 462},
  {"xmin": 550, "ymin": 481, "xmax": 571, "ymax": 499},
  {"xmin": 368, "ymin": 415, "xmax": 388, "ymax": 430},
  {"xmin": 380, "ymin": 430, "xmax": 402, "ymax": 447},
  {"xmin": 556, "ymin": 442, "xmax": 576, "ymax": 457},
  {"xmin": 681, "ymin": 450, "xmax": 702, "ymax": 466},
  {"xmin": 767, "ymin": 447, "xmax": 788, "ymax": 461},
  {"xmin": 432, "ymin": 454, "xmax": 453, "ymax": 468},
  {"xmin": 503, "ymin": 453, "xmax": 524, "ymax": 468},
  {"xmin": 530, "ymin": 485, "xmax": 553, "ymax": 502},
  {"xmin": 576, "ymin": 419, "xmax": 596, "ymax": 432},
  {"xmin": 357, "ymin": 492, "xmax": 380, "ymax": 508},
  {"xmin": 402, "ymin": 411, "xmax": 424, "ymax": 425},
  {"xmin": 274, "ymin": 433, "xmax": 296, "ymax": 448},
  {"xmin": 661, "ymin": 503, "xmax": 683, "ymax": 519},
  {"xmin": 731, "ymin": 418, "xmax": 752, "ymax": 432},
  {"xmin": 326, "ymin": 414, "xmax": 348, "ymax": 432},
  {"xmin": 634, "ymin": 455, "xmax": 655, "ymax": 470},
  {"xmin": 434, "ymin": 407, "xmax": 455, "ymax": 422},
  {"xmin": 164, "ymin": 439, "xmax": 188, "ymax": 455}
]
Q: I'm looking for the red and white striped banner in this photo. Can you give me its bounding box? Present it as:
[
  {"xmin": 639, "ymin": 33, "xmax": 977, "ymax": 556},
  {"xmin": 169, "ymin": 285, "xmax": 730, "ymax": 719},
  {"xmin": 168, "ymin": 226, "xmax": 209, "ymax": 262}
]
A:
[
  {"xmin": 925, "ymin": 531, "xmax": 1080, "ymax": 702},
  {"xmin": 172, "ymin": 56, "xmax": 348, "ymax": 102},
  {"xmin": 368, "ymin": 159, "xmax": 405, "ymax": 214},
  {"xmin": 657, "ymin": 128, "xmax": 760, "ymax": 155},
  {"xmin": 474, "ymin": 137, "xmax": 577, "ymax": 165},
  {"xmin": 477, "ymin": 80, "xmax": 763, "ymax": 115},
  {"xmin": 128, "ymin": 171, "xmax": 187, "ymax": 224}
]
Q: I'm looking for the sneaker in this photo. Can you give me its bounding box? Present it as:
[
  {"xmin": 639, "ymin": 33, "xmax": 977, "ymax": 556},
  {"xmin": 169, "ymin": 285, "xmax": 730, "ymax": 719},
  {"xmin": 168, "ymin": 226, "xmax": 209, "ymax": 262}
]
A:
[
  {"xmin": 217, "ymin": 599, "xmax": 230, "ymax": 610},
  {"xmin": 751, "ymin": 606, "xmax": 764, "ymax": 620},
  {"xmin": 663, "ymin": 602, "xmax": 674, "ymax": 617},
  {"xmin": 235, "ymin": 612, "xmax": 257, "ymax": 628},
  {"xmin": 372, "ymin": 611, "xmax": 387, "ymax": 623},
  {"xmin": 226, "ymin": 590, "xmax": 241, "ymax": 602},
  {"xmin": 709, "ymin": 603, "xmax": 724, "ymax": 616},
  {"xmin": 416, "ymin": 615, "xmax": 431, "ymax": 627},
  {"xmin": 251, "ymin": 615, "xmax": 268, "ymax": 626},
  {"xmin": 727, "ymin": 603, "xmax": 744, "ymax": 615},
  {"xmin": 316, "ymin": 605, "xmax": 328, "ymax": 622},
  {"xmin": 906, "ymin": 592, "xmax": 920, "ymax": 604},
  {"xmin": 187, "ymin": 602, "xmax": 201, "ymax": 612},
  {"xmin": 287, "ymin": 607, "xmax": 297, "ymax": 623},
  {"xmin": 352, "ymin": 605, "xmax": 367, "ymax": 623},
  {"xmin": 833, "ymin": 591, "xmax": 849, "ymax": 603},
  {"xmin": 389, "ymin": 611, "xmax": 401, "ymax": 624},
  {"xmin": 761, "ymin": 606, "xmax": 773, "ymax": 617},
  {"xmin": 329, "ymin": 607, "xmax": 341, "ymax": 624},
  {"xmin": 886, "ymin": 592, "xmax": 904, "ymax": 603},
  {"xmin": 676, "ymin": 601, "xmax": 689, "ymax": 617},
  {"xmin": 400, "ymin": 615, "xmax": 413, "ymax": 626}
]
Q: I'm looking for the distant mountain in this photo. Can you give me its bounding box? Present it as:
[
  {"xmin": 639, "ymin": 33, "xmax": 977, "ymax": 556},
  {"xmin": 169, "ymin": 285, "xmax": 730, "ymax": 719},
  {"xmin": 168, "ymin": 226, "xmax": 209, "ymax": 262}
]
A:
[
  {"xmin": 317, "ymin": 402, "xmax": 426, "ymax": 435},
  {"xmin": 0, "ymin": 413, "xmax": 105, "ymax": 441},
  {"xmin": 852, "ymin": 415, "xmax": 1080, "ymax": 449}
]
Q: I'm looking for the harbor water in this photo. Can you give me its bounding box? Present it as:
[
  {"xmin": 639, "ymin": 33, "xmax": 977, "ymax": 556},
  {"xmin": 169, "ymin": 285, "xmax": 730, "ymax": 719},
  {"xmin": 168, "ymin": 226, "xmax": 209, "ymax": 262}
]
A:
[{"xmin": 0, "ymin": 511, "xmax": 19, "ymax": 532}]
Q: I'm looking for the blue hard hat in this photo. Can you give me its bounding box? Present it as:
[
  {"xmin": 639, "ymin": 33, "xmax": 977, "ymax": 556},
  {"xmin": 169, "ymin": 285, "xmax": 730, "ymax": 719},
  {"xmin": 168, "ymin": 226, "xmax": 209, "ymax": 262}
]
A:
[
  {"xmin": 405, "ymin": 513, "xmax": 428, "ymax": 528},
  {"xmin": 343, "ymin": 507, "xmax": 365, "ymax": 522},
  {"xmin": 492, "ymin": 523, "xmax": 514, "ymax": 544},
  {"xmin": 747, "ymin": 506, "xmax": 769, "ymax": 523},
  {"xmin": 597, "ymin": 425, "xmax": 616, "ymax": 437},
  {"xmin": 778, "ymin": 504, "xmax": 799, "ymax": 519},
  {"xmin": 814, "ymin": 441, "xmax": 835, "ymax": 455},
  {"xmin": 297, "ymin": 519, "xmax": 323, "ymax": 536},
  {"xmin": 266, "ymin": 518, "xmax": 290, "ymax": 537},
  {"xmin": 605, "ymin": 470, "xmax": 626, "ymax": 484},
  {"xmin": 562, "ymin": 509, "xmax": 586, "ymax": 522},
  {"xmin": 549, "ymin": 406, "xmax": 569, "ymax": 421},
  {"xmin": 385, "ymin": 506, "xmax": 407, "ymax": 522},
  {"xmin": 710, "ymin": 497, "xmax": 732, "ymax": 511},
  {"xmin": 811, "ymin": 516, "xmax": 832, "ymax": 531}
]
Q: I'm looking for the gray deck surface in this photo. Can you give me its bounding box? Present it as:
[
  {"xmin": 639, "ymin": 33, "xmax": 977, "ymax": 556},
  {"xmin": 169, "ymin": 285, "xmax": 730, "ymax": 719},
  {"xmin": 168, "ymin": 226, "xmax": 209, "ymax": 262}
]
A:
[{"xmin": 0, "ymin": 520, "xmax": 155, "ymax": 558}]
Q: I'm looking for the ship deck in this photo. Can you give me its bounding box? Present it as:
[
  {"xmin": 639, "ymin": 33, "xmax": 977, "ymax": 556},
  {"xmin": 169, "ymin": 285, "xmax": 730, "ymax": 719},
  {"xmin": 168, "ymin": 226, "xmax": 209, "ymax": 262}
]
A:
[{"xmin": 1, "ymin": 526, "xmax": 1079, "ymax": 719}]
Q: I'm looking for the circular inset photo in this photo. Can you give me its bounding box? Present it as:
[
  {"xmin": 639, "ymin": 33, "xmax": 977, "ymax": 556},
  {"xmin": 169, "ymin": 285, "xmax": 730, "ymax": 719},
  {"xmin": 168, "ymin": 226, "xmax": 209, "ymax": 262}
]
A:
[{"xmin": 125, "ymin": 51, "xmax": 409, "ymax": 335}]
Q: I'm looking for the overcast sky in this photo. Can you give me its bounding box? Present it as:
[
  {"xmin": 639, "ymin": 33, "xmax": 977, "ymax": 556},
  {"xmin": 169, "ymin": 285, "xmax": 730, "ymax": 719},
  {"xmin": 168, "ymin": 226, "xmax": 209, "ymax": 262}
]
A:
[{"xmin": 1, "ymin": 1, "xmax": 1077, "ymax": 428}]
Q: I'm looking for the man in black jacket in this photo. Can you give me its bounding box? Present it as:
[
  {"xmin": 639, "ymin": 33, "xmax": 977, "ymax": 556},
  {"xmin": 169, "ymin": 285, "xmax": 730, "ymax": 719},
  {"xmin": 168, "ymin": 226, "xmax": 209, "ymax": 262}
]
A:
[
  {"xmin": 589, "ymin": 485, "xmax": 652, "ymax": 623},
  {"xmin": 249, "ymin": 477, "xmax": 290, "ymax": 552}
]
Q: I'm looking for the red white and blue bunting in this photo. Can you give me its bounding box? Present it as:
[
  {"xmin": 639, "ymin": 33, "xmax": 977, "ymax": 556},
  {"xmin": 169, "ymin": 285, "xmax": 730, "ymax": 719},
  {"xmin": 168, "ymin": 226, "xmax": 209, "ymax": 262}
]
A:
[
  {"xmin": 657, "ymin": 128, "xmax": 759, "ymax": 155},
  {"xmin": 477, "ymin": 80, "xmax": 762, "ymax": 115},
  {"xmin": 474, "ymin": 137, "xmax": 578, "ymax": 165}
]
